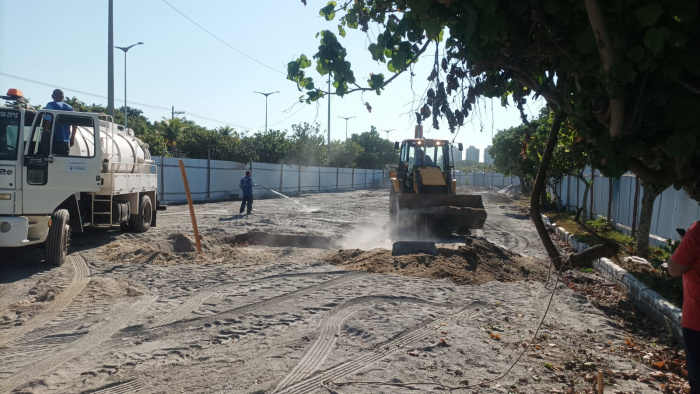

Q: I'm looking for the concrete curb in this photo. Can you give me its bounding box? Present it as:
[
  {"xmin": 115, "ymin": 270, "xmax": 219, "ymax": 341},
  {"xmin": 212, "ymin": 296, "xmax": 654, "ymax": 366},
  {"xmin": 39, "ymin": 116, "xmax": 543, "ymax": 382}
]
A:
[{"xmin": 551, "ymin": 224, "xmax": 683, "ymax": 345}]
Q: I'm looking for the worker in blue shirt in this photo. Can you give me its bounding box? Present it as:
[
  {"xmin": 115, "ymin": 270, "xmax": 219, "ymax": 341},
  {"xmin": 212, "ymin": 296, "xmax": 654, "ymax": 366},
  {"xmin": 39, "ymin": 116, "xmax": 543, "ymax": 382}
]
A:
[
  {"xmin": 239, "ymin": 170, "xmax": 254, "ymax": 215},
  {"xmin": 43, "ymin": 89, "xmax": 77, "ymax": 155}
]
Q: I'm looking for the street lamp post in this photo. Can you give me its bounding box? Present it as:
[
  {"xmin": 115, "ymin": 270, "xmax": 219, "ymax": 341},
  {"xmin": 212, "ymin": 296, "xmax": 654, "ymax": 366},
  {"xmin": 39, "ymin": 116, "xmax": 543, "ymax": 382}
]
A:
[
  {"xmin": 381, "ymin": 129, "xmax": 394, "ymax": 140},
  {"xmin": 115, "ymin": 42, "xmax": 143, "ymax": 129},
  {"xmin": 338, "ymin": 116, "xmax": 355, "ymax": 140},
  {"xmin": 254, "ymin": 91, "xmax": 279, "ymax": 132}
]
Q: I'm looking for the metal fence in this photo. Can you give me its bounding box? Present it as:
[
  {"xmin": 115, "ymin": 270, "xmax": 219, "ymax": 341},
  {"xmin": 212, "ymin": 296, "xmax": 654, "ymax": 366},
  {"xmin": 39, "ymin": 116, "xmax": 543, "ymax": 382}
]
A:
[
  {"xmin": 455, "ymin": 171, "xmax": 520, "ymax": 188},
  {"xmin": 462, "ymin": 169, "xmax": 700, "ymax": 244},
  {"xmin": 153, "ymin": 157, "xmax": 383, "ymax": 204}
]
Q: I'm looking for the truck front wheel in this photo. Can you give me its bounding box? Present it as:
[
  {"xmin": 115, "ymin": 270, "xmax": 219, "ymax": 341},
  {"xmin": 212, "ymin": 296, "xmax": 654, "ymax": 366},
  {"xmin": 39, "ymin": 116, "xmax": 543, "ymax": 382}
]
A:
[
  {"xmin": 46, "ymin": 209, "xmax": 70, "ymax": 266},
  {"xmin": 132, "ymin": 195, "xmax": 152, "ymax": 233}
]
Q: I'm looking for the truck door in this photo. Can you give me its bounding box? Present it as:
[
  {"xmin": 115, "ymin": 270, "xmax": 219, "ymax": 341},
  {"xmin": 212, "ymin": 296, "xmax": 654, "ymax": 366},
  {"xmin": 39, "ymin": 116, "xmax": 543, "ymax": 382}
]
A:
[{"xmin": 23, "ymin": 111, "xmax": 101, "ymax": 214}]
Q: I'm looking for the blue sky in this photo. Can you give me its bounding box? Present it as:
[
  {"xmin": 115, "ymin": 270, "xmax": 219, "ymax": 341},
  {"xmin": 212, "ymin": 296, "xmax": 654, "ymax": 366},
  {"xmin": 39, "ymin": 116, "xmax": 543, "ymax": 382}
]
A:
[{"xmin": 0, "ymin": 1, "xmax": 542, "ymax": 158}]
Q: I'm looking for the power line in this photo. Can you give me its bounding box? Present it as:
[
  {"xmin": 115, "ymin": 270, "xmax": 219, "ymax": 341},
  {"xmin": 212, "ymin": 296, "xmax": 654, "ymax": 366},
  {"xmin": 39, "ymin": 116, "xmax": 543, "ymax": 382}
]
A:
[
  {"xmin": 161, "ymin": 0, "xmax": 286, "ymax": 76},
  {"xmin": 0, "ymin": 71, "xmax": 254, "ymax": 129}
]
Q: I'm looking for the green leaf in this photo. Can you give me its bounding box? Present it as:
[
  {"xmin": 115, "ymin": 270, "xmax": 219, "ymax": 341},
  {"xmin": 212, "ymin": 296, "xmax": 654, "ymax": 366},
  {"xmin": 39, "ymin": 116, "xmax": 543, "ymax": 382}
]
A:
[
  {"xmin": 344, "ymin": 12, "xmax": 358, "ymax": 29},
  {"xmin": 320, "ymin": 1, "xmax": 337, "ymax": 21},
  {"xmin": 299, "ymin": 54, "xmax": 311, "ymax": 68},
  {"xmin": 368, "ymin": 43, "xmax": 384, "ymax": 61},
  {"xmin": 368, "ymin": 73, "xmax": 385, "ymax": 90},
  {"xmin": 635, "ymin": 4, "xmax": 663, "ymax": 26},
  {"xmin": 338, "ymin": 24, "xmax": 346, "ymax": 37},
  {"xmin": 665, "ymin": 134, "xmax": 697, "ymax": 158},
  {"xmin": 407, "ymin": 0, "xmax": 431, "ymax": 14},
  {"xmin": 644, "ymin": 27, "xmax": 670, "ymax": 54},
  {"xmin": 423, "ymin": 18, "xmax": 443, "ymax": 40}
]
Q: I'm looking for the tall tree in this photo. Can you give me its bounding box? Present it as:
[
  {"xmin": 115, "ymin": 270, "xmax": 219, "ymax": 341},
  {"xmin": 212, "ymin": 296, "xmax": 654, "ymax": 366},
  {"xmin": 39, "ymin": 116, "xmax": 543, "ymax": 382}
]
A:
[
  {"xmin": 287, "ymin": 122, "xmax": 328, "ymax": 166},
  {"xmin": 490, "ymin": 123, "xmax": 538, "ymax": 195},
  {"xmin": 249, "ymin": 130, "xmax": 293, "ymax": 164},
  {"xmin": 352, "ymin": 126, "xmax": 398, "ymax": 169}
]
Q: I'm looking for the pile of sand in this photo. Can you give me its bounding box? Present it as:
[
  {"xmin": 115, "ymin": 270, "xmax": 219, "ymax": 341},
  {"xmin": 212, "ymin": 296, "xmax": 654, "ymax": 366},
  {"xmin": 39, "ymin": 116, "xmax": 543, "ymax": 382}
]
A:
[{"xmin": 323, "ymin": 238, "xmax": 549, "ymax": 285}]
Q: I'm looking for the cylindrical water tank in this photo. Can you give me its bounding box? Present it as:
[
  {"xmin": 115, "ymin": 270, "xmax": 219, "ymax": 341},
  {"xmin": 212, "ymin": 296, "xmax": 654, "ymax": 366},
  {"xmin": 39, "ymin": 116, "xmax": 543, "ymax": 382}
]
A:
[{"xmin": 70, "ymin": 122, "xmax": 153, "ymax": 174}]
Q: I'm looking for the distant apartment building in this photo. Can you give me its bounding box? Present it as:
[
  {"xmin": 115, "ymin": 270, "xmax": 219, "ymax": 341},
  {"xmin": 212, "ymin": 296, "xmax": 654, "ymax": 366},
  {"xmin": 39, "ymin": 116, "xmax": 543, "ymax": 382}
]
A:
[
  {"xmin": 465, "ymin": 145, "xmax": 480, "ymax": 164},
  {"xmin": 450, "ymin": 146, "xmax": 463, "ymax": 165},
  {"xmin": 483, "ymin": 145, "xmax": 494, "ymax": 165}
]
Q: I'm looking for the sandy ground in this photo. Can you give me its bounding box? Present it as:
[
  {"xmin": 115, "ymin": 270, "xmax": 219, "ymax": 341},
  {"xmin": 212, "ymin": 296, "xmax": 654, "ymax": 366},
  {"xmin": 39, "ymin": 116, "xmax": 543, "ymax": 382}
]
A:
[{"xmin": 0, "ymin": 186, "xmax": 683, "ymax": 393}]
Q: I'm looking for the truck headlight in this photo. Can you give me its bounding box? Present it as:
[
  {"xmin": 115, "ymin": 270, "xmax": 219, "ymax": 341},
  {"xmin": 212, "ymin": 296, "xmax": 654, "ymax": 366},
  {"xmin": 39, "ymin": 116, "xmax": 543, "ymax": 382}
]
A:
[{"xmin": 0, "ymin": 222, "xmax": 10, "ymax": 233}]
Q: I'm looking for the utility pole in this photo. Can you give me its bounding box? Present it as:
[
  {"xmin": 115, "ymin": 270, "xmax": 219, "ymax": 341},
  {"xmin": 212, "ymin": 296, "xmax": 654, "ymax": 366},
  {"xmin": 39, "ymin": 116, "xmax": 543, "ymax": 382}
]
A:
[
  {"xmin": 171, "ymin": 106, "xmax": 185, "ymax": 120},
  {"xmin": 115, "ymin": 42, "xmax": 143, "ymax": 129},
  {"xmin": 338, "ymin": 116, "xmax": 355, "ymax": 140},
  {"xmin": 107, "ymin": 0, "xmax": 114, "ymax": 117},
  {"xmin": 381, "ymin": 129, "xmax": 394, "ymax": 140},
  {"xmin": 254, "ymin": 91, "xmax": 278, "ymax": 132}
]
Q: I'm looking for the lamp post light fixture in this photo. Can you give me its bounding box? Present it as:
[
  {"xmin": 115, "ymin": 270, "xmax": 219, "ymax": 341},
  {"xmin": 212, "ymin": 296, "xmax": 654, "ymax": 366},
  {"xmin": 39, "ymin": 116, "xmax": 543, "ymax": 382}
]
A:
[
  {"xmin": 381, "ymin": 129, "xmax": 394, "ymax": 140},
  {"xmin": 254, "ymin": 91, "xmax": 279, "ymax": 132},
  {"xmin": 338, "ymin": 116, "xmax": 355, "ymax": 140},
  {"xmin": 114, "ymin": 41, "xmax": 143, "ymax": 130}
]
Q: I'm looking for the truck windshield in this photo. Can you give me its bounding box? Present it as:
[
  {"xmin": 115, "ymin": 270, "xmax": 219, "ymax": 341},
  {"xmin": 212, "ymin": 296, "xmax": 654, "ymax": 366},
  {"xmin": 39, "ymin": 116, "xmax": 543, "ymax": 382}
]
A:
[{"xmin": 0, "ymin": 109, "xmax": 21, "ymax": 161}]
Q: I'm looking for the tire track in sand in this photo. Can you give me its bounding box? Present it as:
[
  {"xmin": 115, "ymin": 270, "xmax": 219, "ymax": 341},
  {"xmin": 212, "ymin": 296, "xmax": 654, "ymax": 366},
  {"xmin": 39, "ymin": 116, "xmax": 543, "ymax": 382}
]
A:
[
  {"xmin": 275, "ymin": 300, "xmax": 480, "ymax": 394},
  {"xmin": 149, "ymin": 270, "xmax": 351, "ymax": 329},
  {"xmin": 145, "ymin": 271, "xmax": 364, "ymax": 338},
  {"xmin": 0, "ymin": 254, "xmax": 90, "ymax": 347},
  {"xmin": 0, "ymin": 279, "xmax": 39, "ymax": 311},
  {"xmin": 81, "ymin": 379, "xmax": 144, "ymax": 394},
  {"xmin": 484, "ymin": 223, "xmax": 530, "ymax": 254},
  {"xmin": 0, "ymin": 294, "xmax": 157, "ymax": 393}
]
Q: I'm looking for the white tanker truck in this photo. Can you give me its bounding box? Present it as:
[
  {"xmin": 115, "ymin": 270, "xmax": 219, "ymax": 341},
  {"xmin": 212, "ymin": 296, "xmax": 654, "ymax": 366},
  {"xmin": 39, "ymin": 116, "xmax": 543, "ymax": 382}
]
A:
[{"xmin": 0, "ymin": 89, "xmax": 158, "ymax": 266}]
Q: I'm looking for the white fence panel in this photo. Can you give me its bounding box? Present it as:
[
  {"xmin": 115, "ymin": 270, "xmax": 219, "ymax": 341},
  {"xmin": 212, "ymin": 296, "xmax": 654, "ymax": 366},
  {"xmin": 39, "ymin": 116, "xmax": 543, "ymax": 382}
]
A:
[
  {"xmin": 320, "ymin": 167, "xmax": 337, "ymax": 190},
  {"xmin": 300, "ymin": 166, "xmax": 319, "ymax": 192},
  {"xmin": 280, "ymin": 164, "xmax": 299, "ymax": 194},
  {"xmin": 337, "ymin": 168, "xmax": 354, "ymax": 189}
]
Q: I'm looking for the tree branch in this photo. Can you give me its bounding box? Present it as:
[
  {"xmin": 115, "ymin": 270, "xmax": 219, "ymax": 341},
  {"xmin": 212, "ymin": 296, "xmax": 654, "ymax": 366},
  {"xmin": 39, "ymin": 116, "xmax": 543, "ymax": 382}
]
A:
[
  {"xmin": 584, "ymin": 0, "xmax": 624, "ymax": 140},
  {"xmin": 342, "ymin": 40, "xmax": 431, "ymax": 95},
  {"xmin": 627, "ymin": 158, "xmax": 674, "ymax": 187},
  {"xmin": 568, "ymin": 243, "xmax": 618, "ymax": 268},
  {"xmin": 530, "ymin": 110, "xmax": 567, "ymax": 262}
]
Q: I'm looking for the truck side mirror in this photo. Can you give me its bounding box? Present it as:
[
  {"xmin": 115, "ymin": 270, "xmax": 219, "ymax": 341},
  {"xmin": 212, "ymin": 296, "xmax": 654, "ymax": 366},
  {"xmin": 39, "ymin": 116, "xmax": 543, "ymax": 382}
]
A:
[{"xmin": 394, "ymin": 141, "xmax": 400, "ymax": 150}]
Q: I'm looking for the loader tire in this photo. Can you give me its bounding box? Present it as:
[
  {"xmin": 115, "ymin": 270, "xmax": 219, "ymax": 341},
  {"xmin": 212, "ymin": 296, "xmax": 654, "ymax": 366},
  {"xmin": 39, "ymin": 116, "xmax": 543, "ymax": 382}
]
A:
[
  {"xmin": 46, "ymin": 209, "xmax": 70, "ymax": 267},
  {"xmin": 131, "ymin": 195, "xmax": 152, "ymax": 233}
]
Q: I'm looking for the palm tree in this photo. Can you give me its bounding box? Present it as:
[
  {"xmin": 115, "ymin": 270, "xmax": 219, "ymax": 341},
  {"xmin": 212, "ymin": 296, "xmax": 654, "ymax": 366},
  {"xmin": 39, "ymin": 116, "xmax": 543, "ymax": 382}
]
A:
[
  {"xmin": 156, "ymin": 118, "xmax": 188, "ymax": 156},
  {"xmin": 215, "ymin": 125, "xmax": 235, "ymax": 136}
]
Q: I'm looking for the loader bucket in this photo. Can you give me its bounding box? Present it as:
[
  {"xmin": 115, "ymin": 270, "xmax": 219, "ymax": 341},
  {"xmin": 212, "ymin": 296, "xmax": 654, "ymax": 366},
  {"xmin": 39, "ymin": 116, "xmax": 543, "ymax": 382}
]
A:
[{"xmin": 395, "ymin": 193, "xmax": 487, "ymax": 232}]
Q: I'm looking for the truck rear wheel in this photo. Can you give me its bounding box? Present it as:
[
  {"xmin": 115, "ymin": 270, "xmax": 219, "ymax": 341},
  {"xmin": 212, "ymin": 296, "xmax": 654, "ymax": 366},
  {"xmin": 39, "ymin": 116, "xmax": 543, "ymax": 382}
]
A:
[
  {"xmin": 131, "ymin": 195, "xmax": 152, "ymax": 233},
  {"xmin": 46, "ymin": 209, "xmax": 70, "ymax": 266}
]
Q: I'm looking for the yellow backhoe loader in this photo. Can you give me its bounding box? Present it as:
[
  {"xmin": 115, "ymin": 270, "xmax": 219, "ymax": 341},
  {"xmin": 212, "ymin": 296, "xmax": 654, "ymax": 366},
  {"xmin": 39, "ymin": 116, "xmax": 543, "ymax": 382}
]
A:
[{"xmin": 389, "ymin": 129, "xmax": 487, "ymax": 243}]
